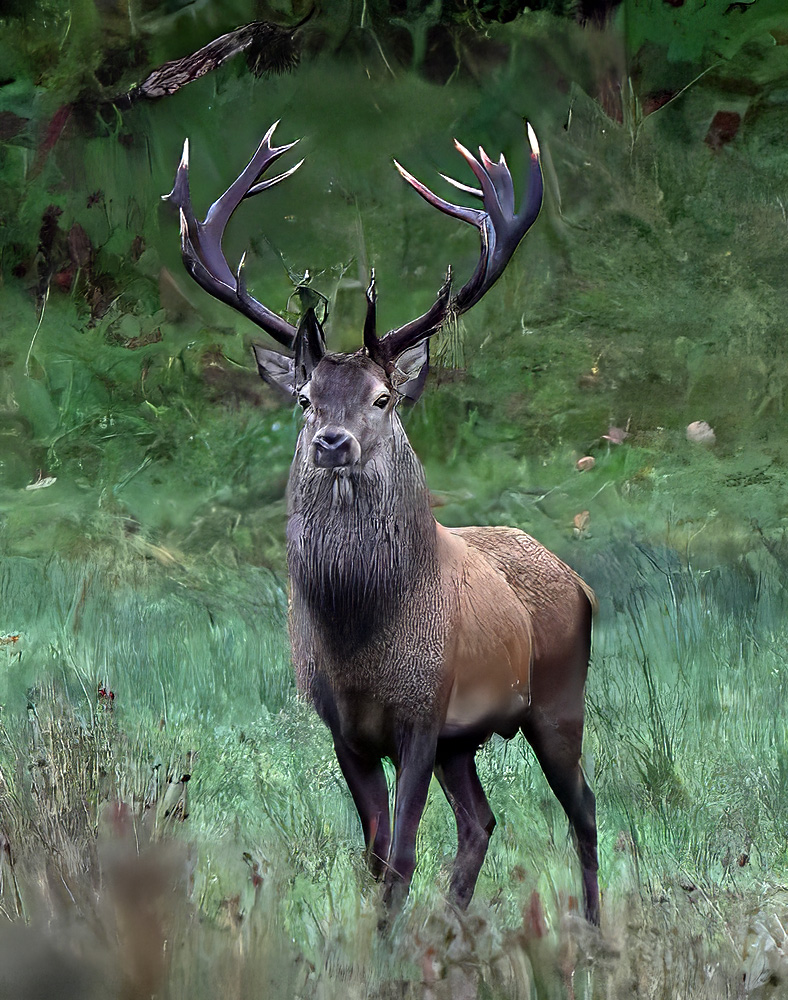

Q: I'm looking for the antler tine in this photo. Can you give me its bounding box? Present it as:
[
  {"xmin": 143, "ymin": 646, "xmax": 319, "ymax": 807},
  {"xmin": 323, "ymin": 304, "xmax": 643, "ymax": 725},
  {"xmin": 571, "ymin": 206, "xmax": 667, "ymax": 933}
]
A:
[
  {"xmin": 246, "ymin": 156, "xmax": 304, "ymax": 198},
  {"xmin": 363, "ymin": 268, "xmax": 378, "ymax": 357},
  {"xmin": 164, "ymin": 123, "xmax": 301, "ymax": 349},
  {"xmin": 371, "ymin": 268, "xmax": 453, "ymax": 369},
  {"xmin": 208, "ymin": 121, "xmax": 300, "ymax": 222},
  {"xmin": 437, "ymin": 146, "xmax": 514, "ymax": 214},
  {"xmin": 392, "ymin": 158, "xmax": 481, "ymax": 228},
  {"xmin": 379, "ymin": 123, "xmax": 543, "ymax": 360},
  {"xmin": 438, "ymin": 172, "xmax": 482, "ymax": 198}
]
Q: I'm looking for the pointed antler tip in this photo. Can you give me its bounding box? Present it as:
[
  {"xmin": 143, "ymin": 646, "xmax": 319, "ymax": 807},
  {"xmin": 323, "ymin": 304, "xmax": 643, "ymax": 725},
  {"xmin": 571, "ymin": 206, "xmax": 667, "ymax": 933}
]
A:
[
  {"xmin": 236, "ymin": 253, "xmax": 248, "ymax": 294},
  {"xmin": 526, "ymin": 122, "xmax": 540, "ymax": 158},
  {"xmin": 175, "ymin": 138, "xmax": 189, "ymax": 175},
  {"xmin": 392, "ymin": 159, "xmax": 417, "ymax": 184},
  {"xmin": 265, "ymin": 120, "xmax": 302, "ymax": 154},
  {"xmin": 439, "ymin": 171, "xmax": 483, "ymax": 198}
]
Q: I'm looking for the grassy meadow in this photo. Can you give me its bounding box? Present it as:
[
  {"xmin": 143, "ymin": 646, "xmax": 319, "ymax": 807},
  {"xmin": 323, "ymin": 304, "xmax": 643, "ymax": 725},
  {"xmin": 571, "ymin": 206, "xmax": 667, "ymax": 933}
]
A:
[{"xmin": 2, "ymin": 2, "xmax": 788, "ymax": 997}]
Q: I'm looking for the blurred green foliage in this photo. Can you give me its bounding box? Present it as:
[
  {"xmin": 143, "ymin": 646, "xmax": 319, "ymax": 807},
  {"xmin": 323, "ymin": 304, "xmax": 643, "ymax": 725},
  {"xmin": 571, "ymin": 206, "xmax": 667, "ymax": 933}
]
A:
[{"xmin": 1, "ymin": 0, "xmax": 787, "ymax": 569}]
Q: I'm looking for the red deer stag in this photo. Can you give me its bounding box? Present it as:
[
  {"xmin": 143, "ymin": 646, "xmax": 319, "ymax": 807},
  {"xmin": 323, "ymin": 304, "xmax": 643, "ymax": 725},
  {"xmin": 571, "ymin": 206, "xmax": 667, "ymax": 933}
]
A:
[{"xmin": 166, "ymin": 122, "xmax": 600, "ymax": 924}]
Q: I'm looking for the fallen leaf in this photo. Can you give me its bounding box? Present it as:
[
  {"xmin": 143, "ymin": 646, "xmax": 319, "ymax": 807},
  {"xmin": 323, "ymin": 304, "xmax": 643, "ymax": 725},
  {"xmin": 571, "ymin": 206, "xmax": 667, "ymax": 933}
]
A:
[
  {"xmin": 573, "ymin": 511, "xmax": 591, "ymax": 538},
  {"xmin": 25, "ymin": 477, "xmax": 57, "ymax": 491},
  {"xmin": 686, "ymin": 420, "xmax": 715, "ymax": 445},
  {"xmin": 602, "ymin": 426, "xmax": 628, "ymax": 444}
]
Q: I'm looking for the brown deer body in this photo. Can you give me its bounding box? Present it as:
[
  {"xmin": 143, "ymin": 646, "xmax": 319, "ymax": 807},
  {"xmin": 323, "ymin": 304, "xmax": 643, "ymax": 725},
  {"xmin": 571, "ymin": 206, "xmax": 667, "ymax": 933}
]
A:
[{"xmin": 166, "ymin": 123, "xmax": 600, "ymax": 923}]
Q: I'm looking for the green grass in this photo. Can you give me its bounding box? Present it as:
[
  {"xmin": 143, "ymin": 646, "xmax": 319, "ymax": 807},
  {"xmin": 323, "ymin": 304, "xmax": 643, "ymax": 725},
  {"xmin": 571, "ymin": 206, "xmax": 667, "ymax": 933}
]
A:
[{"xmin": 3, "ymin": 541, "xmax": 788, "ymax": 997}]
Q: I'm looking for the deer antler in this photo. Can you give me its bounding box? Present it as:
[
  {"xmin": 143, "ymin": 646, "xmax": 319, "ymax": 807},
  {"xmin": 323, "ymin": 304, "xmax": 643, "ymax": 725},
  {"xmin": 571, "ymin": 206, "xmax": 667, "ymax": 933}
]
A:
[
  {"xmin": 163, "ymin": 121, "xmax": 303, "ymax": 349},
  {"xmin": 368, "ymin": 123, "xmax": 543, "ymax": 368}
]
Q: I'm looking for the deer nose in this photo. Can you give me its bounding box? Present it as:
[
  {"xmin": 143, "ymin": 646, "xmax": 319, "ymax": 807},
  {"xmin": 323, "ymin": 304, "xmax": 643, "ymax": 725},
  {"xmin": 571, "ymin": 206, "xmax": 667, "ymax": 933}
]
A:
[{"xmin": 312, "ymin": 426, "xmax": 360, "ymax": 468}]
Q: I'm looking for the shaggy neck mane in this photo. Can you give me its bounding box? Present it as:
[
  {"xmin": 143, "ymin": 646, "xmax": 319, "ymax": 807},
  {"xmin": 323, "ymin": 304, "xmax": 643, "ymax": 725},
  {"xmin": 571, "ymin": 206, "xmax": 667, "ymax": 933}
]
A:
[{"xmin": 287, "ymin": 422, "xmax": 437, "ymax": 649}]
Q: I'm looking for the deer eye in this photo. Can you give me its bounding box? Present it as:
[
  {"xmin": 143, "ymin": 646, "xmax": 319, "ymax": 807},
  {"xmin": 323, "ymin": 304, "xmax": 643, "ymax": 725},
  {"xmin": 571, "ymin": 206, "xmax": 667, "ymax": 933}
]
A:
[
  {"xmin": 298, "ymin": 395, "xmax": 311, "ymax": 411},
  {"xmin": 373, "ymin": 393, "xmax": 391, "ymax": 409}
]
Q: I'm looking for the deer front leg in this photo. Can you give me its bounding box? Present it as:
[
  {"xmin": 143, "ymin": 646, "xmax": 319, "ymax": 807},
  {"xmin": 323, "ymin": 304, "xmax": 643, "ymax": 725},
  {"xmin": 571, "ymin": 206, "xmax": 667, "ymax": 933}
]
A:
[
  {"xmin": 333, "ymin": 737, "xmax": 391, "ymax": 879},
  {"xmin": 382, "ymin": 727, "xmax": 438, "ymax": 912}
]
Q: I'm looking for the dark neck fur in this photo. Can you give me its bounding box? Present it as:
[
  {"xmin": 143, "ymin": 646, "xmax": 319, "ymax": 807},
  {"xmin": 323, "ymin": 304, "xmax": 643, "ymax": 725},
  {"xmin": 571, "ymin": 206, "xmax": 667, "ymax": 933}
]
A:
[{"xmin": 286, "ymin": 423, "xmax": 437, "ymax": 650}]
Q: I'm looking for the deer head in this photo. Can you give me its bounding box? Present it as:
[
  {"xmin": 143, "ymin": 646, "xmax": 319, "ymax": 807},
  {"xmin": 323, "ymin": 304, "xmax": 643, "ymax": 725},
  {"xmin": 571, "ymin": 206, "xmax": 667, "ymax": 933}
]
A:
[{"xmin": 164, "ymin": 121, "xmax": 543, "ymax": 471}]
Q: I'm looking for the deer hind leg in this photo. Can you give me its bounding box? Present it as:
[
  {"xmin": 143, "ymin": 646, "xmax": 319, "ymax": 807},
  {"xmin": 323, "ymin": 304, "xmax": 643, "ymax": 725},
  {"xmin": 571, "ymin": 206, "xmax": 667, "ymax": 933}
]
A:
[
  {"xmin": 333, "ymin": 738, "xmax": 391, "ymax": 880},
  {"xmin": 434, "ymin": 743, "xmax": 496, "ymax": 909},
  {"xmin": 522, "ymin": 713, "xmax": 600, "ymax": 926}
]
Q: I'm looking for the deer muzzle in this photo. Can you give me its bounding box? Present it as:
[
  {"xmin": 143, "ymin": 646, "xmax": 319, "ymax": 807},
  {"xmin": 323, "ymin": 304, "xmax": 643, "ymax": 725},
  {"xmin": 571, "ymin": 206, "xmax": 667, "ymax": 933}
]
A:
[{"xmin": 311, "ymin": 426, "xmax": 361, "ymax": 469}]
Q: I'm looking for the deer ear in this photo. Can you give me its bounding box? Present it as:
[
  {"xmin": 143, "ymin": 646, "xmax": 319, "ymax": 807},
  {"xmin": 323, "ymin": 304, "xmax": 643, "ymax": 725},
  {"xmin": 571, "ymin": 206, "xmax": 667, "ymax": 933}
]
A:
[
  {"xmin": 252, "ymin": 345, "xmax": 296, "ymax": 397},
  {"xmin": 392, "ymin": 340, "xmax": 429, "ymax": 403}
]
